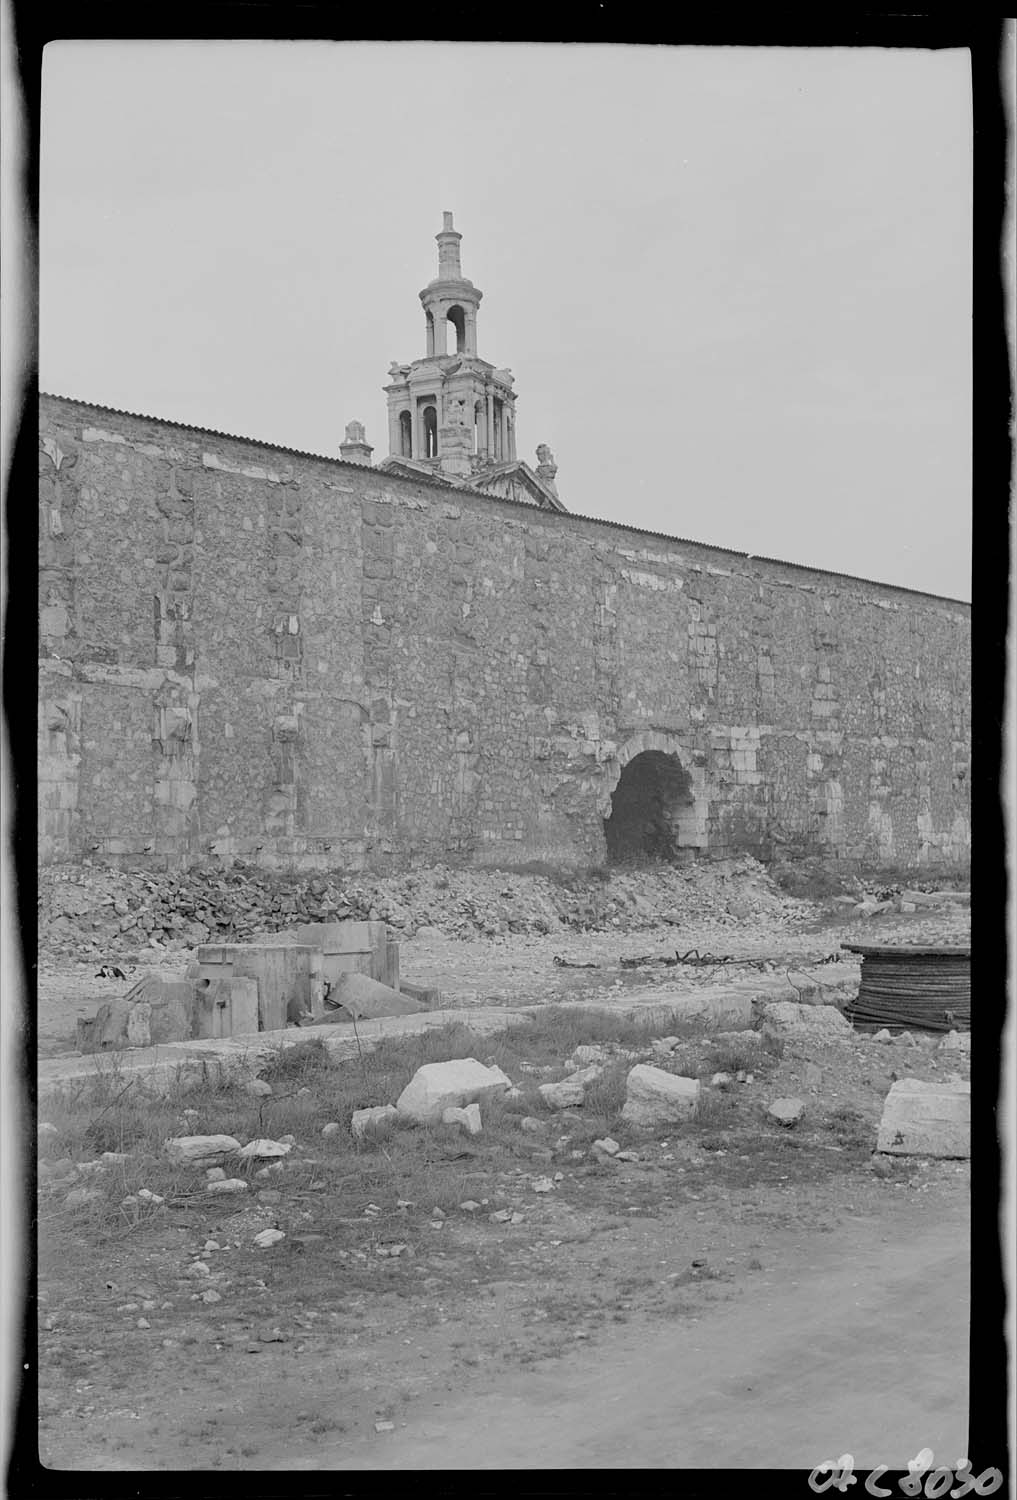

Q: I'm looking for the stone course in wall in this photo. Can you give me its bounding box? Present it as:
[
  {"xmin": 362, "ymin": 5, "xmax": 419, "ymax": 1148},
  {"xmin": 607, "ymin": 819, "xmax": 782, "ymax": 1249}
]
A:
[{"xmin": 38, "ymin": 396, "xmax": 971, "ymax": 872}]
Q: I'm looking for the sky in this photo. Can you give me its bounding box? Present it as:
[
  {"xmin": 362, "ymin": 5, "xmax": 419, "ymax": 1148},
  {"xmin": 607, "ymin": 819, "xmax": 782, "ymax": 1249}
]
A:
[{"xmin": 38, "ymin": 41, "xmax": 972, "ymax": 599}]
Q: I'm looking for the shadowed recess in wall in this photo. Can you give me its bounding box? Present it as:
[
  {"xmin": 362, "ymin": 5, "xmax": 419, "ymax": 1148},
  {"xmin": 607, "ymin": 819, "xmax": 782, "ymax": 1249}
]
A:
[{"xmin": 604, "ymin": 751, "xmax": 695, "ymax": 864}]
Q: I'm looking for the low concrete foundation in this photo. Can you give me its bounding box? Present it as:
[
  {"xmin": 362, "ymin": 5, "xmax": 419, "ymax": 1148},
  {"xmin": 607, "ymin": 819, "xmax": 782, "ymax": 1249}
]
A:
[{"xmin": 39, "ymin": 968, "xmax": 852, "ymax": 1104}]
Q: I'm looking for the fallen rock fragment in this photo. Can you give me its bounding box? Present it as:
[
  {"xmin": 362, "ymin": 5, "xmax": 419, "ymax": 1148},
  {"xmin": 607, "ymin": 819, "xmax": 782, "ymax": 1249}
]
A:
[
  {"xmin": 206, "ymin": 1178, "xmax": 248, "ymax": 1196},
  {"xmin": 760, "ymin": 1003, "xmax": 852, "ymax": 1044},
  {"xmin": 767, "ymin": 1097, "xmax": 805, "ymax": 1127},
  {"xmin": 940, "ymin": 1030, "xmax": 971, "ymax": 1053},
  {"xmin": 592, "ymin": 1136, "xmax": 620, "ymax": 1156},
  {"xmin": 538, "ymin": 1078, "xmax": 586, "ymax": 1109},
  {"xmin": 237, "ymin": 1139, "xmax": 293, "ymax": 1161},
  {"xmin": 395, "ymin": 1058, "xmax": 511, "ymax": 1123},
  {"xmin": 875, "ymin": 1078, "xmax": 970, "ymax": 1158},
  {"xmin": 165, "ymin": 1135, "xmax": 241, "ymax": 1168},
  {"xmin": 253, "ymin": 1228, "xmax": 286, "ymax": 1248},
  {"xmin": 244, "ymin": 1079, "xmax": 273, "ymax": 1098},
  {"xmin": 621, "ymin": 1065, "xmax": 699, "ymax": 1127},
  {"xmin": 351, "ymin": 1104, "xmax": 399, "ymax": 1140},
  {"xmin": 441, "ymin": 1103, "xmax": 482, "ymax": 1135}
]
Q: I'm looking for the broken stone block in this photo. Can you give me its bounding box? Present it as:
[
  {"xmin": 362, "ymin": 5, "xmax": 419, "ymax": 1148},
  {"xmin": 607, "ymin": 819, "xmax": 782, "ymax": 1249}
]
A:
[
  {"xmin": 351, "ymin": 1104, "xmax": 399, "ymax": 1140},
  {"xmin": 253, "ymin": 1228, "xmax": 286, "ymax": 1248},
  {"xmin": 621, "ymin": 1065, "xmax": 699, "ymax": 1127},
  {"xmin": 520, "ymin": 1116, "xmax": 545, "ymax": 1133},
  {"xmin": 243, "ymin": 1078, "xmax": 273, "ymax": 1097},
  {"xmin": 441, "ymin": 1103, "xmax": 482, "ymax": 1135},
  {"xmin": 164, "ymin": 1134, "xmax": 241, "ymax": 1167},
  {"xmin": 328, "ymin": 971, "xmax": 425, "ymax": 1021},
  {"xmin": 237, "ymin": 1139, "xmax": 293, "ymax": 1160},
  {"xmin": 205, "ymin": 1178, "xmax": 248, "ymax": 1195},
  {"xmin": 940, "ymin": 1030, "xmax": 971, "ymax": 1053},
  {"xmin": 395, "ymin": 1058, "xmax": 511, "ymax": 1124},
  {"xmin": 592, "ymin": 1137, "xmax": 620, "ymax": 1156},
  {"xmin": 876, "ymin": 1078, "xmax": 970, "ymax": 1158},
  {"xmin": 767, "ymin": 1097, "xmax": 805, "ymax": 1127},
  {"xmin": 538, "ymin": 1077, "xmax": 587, "ymax": 1109},
  {"xmin": 711, "ymin": 1072, "xmax": 733, "ymax": 1088},
  {"xmin": 759, "ymin": 1002, "xmax": 852, "ymax": 1044},
  {"xmin": 872, "ymin": 1028, "xmax": 894, "ymax": 1043}
]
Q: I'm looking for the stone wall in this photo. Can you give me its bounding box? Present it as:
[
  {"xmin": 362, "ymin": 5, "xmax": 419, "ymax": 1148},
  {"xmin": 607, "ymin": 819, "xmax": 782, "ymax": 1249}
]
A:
[{"xmin": 38, "ymin": 395, "xmax": 971, "ymax": 872}]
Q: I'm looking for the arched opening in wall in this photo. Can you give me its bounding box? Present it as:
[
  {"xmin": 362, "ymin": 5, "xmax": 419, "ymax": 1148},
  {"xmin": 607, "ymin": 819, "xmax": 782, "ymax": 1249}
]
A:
[
  {"xmin": 399, "ymin": 410, "xmax": 412, "ymax": 457},
  {"xmin": 474, "ymin": 401, "xmax": 482, "ymax": 454},
  {"xmin": 447, "ymin": 305, "xmax": 466, "ymax": 354},
  {"xmin": 604, "ymin": 751, "xmax": 695, "ymax": 864},
  {"xmin": 422, "ymin": 404, "xmax": 438, "ymax": 458},
  {"xmin": 492, "ymin": 397, "xmax": 503, "ymax": 460},
  {"xmin": 425, "ymin": 311, "xmax": 435, "ymax": 357}
]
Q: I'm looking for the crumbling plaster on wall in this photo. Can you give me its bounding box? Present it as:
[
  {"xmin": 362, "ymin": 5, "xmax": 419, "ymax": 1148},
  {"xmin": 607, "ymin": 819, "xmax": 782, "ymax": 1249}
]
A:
[{"xmin": 38, "ymin": 396, "xmax": 971, "ymax": 872}]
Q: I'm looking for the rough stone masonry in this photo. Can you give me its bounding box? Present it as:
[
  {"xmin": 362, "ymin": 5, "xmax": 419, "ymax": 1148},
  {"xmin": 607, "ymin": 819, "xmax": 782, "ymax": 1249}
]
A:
[{"xmin": 38, "ymin": 393, "xmax": 970, "ymax": 874}]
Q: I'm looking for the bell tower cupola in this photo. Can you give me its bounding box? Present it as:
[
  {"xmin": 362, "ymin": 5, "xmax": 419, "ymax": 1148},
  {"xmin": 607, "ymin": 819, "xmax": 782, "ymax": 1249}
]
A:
[
  {"xmin": 383, "ymin": 212, "xmax": 518, "ymax": 474},
  {"xmin": 419, "ymin": 211, "xmax": 483, "ymax": 358}
]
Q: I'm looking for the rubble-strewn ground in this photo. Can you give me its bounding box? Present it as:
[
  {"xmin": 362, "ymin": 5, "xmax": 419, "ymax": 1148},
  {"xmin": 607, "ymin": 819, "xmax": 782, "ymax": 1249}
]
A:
[
  {"xmin": 32, "ymin": 857, "xmax": 971, "ymax": 1470},
  {"xmin": 34, "ymin": 856, "xmax": 969, "ymax": 1057}
]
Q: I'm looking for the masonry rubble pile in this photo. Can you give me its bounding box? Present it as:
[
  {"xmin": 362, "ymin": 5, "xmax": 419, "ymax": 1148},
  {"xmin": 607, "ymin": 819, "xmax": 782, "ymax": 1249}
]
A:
[{"xmin": 38, "ymin": 856, "xmax": 826, "ymax": 960}]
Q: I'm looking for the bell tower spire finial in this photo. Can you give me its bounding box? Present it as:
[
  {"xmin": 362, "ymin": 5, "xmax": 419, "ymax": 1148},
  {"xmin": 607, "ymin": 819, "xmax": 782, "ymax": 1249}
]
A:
[{"xmin": 436, "ymin": 210, "xmax": 462, "ymax": 280}]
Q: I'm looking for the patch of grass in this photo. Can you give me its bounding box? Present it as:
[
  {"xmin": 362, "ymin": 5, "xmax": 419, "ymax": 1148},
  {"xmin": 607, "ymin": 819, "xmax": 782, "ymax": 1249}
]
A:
[
  {"xmin": 703, "ymin": 1040, "xmax": 778, "ymax": 1078},
  {"xmin": 821, "ymin": 1105, "xmax": 873, "ymax": 1149},
  {"xmin": 258, "ymin": 1036, "xmax": 332, "ymax": 1085}
]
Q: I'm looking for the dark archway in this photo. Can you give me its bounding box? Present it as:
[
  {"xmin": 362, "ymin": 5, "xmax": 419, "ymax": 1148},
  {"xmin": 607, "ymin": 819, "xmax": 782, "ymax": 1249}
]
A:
[
  {"xmin": 604, "ymin": 750, "xmax": 695, "ymax": 863},
  {"xmin": 399, "ymin": 410, "xmax": 412, "ymax": 457},
  {"xmin": 447, "ymin": 305, "xmax": 467, "ymax": 354}
]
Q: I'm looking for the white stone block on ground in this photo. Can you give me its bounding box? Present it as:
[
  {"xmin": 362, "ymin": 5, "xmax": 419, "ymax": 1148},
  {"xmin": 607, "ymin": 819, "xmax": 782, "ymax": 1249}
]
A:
[
  {"xmin": 442, "ymin": 1103, "xmax": 482, "ymax": 1135},
  {"xmin": 351, "ymin": 1104, "xmax": 399, "ymax": 1140},
  {"xmin": 165, "ymin": 1134, "xmax": 241, "ymax": 1167},
  {"xmin": 621, "ymin": 1064, "xmax": 700, "ymax": 1127},
  {"xmin": 940, "ymin": 1031, "xmax": 971, "ymax": 1053},
  {"xmin": 396, "ymin": 1058, "xmax": 511, "ymax": 1123},
  {"xmin": 760, "ymin": 1003, "xmax": 851, "ymax": 1044},
  {"xmin": 876, "ymin": 1078, "xmax": 970, "ymax": 1158},
  {"xmin": 205, "ymin": 1178, "xmax": 248, "ymax": 1195}
]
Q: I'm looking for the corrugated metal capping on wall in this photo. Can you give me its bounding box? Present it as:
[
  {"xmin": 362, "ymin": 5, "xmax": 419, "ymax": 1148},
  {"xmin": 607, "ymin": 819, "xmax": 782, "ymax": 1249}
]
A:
[{"xmin": 841, "ymin": 945, "xmax": 971, "ymax": 1032}]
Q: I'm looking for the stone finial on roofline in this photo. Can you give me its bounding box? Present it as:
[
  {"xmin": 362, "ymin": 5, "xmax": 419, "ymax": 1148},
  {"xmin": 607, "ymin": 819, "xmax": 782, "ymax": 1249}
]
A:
[
  {"xmin": 340, "ymin": 420, "xmax": 374, "ymax": 466},
  {"xmin": 535, "ymin": 443, "xmax": 559, "ymax": 500}
]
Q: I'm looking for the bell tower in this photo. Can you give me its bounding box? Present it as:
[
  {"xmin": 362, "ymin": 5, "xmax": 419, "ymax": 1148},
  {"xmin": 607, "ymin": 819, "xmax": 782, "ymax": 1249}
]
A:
[{"xmin": 384, "ymin": 212, "xmax": 518, "ymax": 475}]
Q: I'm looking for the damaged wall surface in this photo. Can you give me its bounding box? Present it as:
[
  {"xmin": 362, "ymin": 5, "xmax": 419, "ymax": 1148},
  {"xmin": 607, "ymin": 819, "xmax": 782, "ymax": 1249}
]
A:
[{"xmin": 39, "ymin": 395, "xmax": 971, "ymax": 872}]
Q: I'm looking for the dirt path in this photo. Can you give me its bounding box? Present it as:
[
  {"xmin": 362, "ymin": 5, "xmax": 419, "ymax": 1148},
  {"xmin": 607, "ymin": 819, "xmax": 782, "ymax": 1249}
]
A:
[{"xmin": 277, "ymin": 1198, "xmax": 969, "ymax": 1472}]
